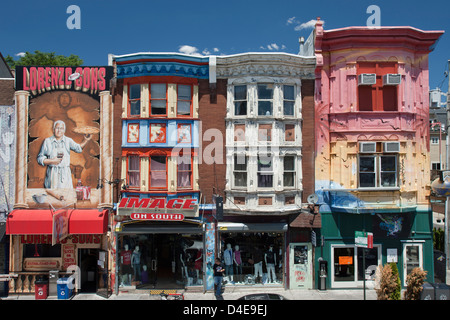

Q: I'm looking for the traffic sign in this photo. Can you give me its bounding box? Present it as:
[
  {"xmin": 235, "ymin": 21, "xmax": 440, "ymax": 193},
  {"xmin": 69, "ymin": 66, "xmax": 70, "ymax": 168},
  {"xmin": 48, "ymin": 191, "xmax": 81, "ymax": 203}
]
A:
[{"xmin": 355, "ymin": 231, "xmax": 373, "ymax": 249}]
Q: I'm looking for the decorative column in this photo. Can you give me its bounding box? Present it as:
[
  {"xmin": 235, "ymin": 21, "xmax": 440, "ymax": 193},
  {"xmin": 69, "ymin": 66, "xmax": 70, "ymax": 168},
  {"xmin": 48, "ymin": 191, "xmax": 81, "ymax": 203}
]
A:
[
  {"xmin": 98, "ymin": 91, "xmax": 113, "ymax": 209},
  {"xmin": 14, "ymin": 91, "xmax": 29, "ymax": 209}
]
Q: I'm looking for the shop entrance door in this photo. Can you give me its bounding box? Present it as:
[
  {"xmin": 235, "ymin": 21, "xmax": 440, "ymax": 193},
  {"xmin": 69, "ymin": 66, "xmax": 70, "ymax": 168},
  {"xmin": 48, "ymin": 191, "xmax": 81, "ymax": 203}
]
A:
[
  {"xmin": 78, "ymin": 249, "xmax": 98, "ymax": 293},
  {"xmin": 289, "ymin": 243, "xmax": 312, "ymax": 289},
  {"xmin": 96, "ymin": 250, "xmax": 110, "ymax": 298},
  {"xmin": 402, "ymin": 243, "xmax": 423, "ymax": 287},
  {"xmin": 140, "ymin": 234, "xmax": 181, "ymax": 289}
]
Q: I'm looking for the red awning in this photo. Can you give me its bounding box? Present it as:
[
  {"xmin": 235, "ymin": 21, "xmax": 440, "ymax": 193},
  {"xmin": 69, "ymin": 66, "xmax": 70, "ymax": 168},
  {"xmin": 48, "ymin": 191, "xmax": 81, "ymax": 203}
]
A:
[
  {"xmin": 6, "ymin": 210, "xmax": 53, "ymax": 235},
  {"xmin": 6, "ymin": 209, "xmax": 108, "ymax": 235},
  {"xmin": 68, "ymin": 209, "xmax": 108, "ymax": 234}
]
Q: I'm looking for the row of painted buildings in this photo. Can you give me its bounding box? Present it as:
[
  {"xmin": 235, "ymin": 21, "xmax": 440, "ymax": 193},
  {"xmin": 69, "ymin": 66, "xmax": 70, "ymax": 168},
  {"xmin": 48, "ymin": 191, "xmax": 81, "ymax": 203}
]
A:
[{"xmin": 0, "ymin": 20, "xmax": 445, "ymax": 296}]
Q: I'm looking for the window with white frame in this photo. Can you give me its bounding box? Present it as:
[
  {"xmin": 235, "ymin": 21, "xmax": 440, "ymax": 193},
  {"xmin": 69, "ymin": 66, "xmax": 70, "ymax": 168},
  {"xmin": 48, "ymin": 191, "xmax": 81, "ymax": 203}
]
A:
[
  {"xmin": 150, "ymin": 83, "xmax": 167, "ymax": 115},
  {"xmin": 177, "ymin": 84, "xmax": 192, "ymax": 116},
  {"xmin": 234, "ymin": 85, "xmax": 247, "ymax": 116},
  {"xmin": 233, "ymin": 154, "xmax": 247, "ymax": 187},
  {"xmin": 257, "ymin": 84, "xmax": 273, "ymax": 116},
  {"xmin": 127, "ymin": 155, "xmax": 140, "ymax": 188},
  {"xmin": 257, "ymin": 154, "xmax": 273, "ymax": 188},
  {"xmin": 283, "ymin": 85, "xmax": 295, "ymax": 116},
  {"xmin": 128, "ymin": 84, "xmax": 141, "ymax": 116},
  {"xmin": 359, "ymin": 154, "xmax": 398, "ymax": 188},
  {"xmin": 283, "ymin": 155, "xmax": 295, "ymax": 188}
]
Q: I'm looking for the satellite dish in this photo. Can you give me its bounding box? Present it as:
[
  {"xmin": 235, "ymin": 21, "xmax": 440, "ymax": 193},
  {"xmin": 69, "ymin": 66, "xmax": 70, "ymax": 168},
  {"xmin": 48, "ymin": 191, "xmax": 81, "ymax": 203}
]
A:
[{"xmin": 307, "ymin": 194, "xmax": 318, "ymax": 205}]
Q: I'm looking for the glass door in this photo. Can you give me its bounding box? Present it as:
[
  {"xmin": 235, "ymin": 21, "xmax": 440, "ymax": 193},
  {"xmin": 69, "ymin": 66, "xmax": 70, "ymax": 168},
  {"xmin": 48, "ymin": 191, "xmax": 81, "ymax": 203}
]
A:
[{"xmin": 402, "ymin": 243, "xmax": 423, "ymax": 286}]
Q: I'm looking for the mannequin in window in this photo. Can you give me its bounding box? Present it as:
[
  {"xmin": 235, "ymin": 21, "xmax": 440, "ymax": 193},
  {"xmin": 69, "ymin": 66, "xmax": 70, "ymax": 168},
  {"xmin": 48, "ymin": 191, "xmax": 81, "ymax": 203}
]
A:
[
  {"xmin": 194, "ymin": 249, "xmax": 203, "ymax": 285},
  {"xmin": 131, "ymin": 245, "xmax": 141, "ymax": 282},
  {"xmin": 223, "ymin": 243, "xmax": 234, "ymax": 283},
  {"xmin": 233, "ymin": 245, "xmax": 242, "ymax": 283},
  {"xmin": 264, "ymin": 245, "xmax": 277, "ymax": 283},
  {"xmin": 120, "ymin": 244, "xmax": 132, "ymax": 286},
  {"xmin": 141, "ymin": 265, "xmax": 149, "ymax": 284},
  {"xmin": 253, "ymin": 248, "xmax": 263, "ymax": 284},
  {"xmin": 179, "ymin": 243, "xmax": 189, "ymax": 282}
]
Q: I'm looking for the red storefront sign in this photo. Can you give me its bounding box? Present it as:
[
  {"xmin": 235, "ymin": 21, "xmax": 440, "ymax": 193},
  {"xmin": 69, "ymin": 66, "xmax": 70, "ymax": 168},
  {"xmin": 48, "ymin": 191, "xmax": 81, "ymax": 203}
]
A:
[
  {"xmin": 118, "ymin": 198, "xmax": 197, "ymax": 210},
  {"xmin": 117, "ymin": 198, "xmax": 198, "ymax": 218},
  {"xmin": 130, "ymin": 213, "xmax": 185, "ymax": 221}
]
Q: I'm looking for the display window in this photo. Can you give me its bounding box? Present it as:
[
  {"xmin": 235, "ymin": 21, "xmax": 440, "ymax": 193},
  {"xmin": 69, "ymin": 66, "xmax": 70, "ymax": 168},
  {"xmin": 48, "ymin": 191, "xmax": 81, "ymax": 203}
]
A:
[
  {"xmin": 118, "ymin": 233, "xmax": 203, "ymax": 288},
  {"xmin": 219, "ymin": 232, "xmax": 284, "ymax": 286}
]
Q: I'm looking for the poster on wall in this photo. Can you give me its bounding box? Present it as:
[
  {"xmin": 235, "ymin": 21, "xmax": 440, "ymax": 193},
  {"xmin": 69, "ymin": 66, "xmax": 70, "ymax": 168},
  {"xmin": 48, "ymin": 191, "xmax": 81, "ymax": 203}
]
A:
[
  {"xmin": 15, "ymin": 66, "xmax": 113, "ymax": 209},
  {"xmin": 372, "ymin": 213, "xmax": 413, "ymax": 239}
]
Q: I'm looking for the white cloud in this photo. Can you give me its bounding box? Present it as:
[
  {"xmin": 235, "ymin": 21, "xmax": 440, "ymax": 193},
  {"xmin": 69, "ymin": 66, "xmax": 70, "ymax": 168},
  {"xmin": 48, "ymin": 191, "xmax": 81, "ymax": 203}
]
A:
[
  {"xmin": 178, "ymin": 45, "xmax": 201, "ymax": 56},
  {"xmin": 261, "ymin": 43, "xmax": 286, "ymax": 51},
  {"xmin": 15, "ymin": 52, "xmax": 26, "ymax": 57},
  {"xmin": 294, "ymin": 19, "xmax": 319, "ymax": 31},
  {"xmin": 286, "ymin": 16, "xmax": 298, "ymax": 25},
  {"xmin": 179, "ymin": 45, "xmax": 220, "ymax": 56}
]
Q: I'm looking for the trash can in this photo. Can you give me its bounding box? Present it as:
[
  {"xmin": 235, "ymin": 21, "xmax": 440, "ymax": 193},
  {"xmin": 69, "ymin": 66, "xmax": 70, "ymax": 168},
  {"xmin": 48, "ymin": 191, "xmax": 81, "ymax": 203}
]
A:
[
  {"xmin": 434, "ymin": 283, "xmax": 450, "ymax": 300},
  {"xmin": 35, "ymin": 277, "xmax": 48, "ymax": 300},
  {"xmin": 57, "ymin": 277, "xmax": 73, "ymax": 300},
  {"xmin": 420, "ymin": 282, "xmax": 435, "ymax": 300}
]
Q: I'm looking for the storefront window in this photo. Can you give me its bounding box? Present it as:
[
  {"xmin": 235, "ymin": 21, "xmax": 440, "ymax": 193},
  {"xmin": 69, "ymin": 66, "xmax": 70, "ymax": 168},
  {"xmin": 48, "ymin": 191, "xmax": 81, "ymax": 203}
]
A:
[
  {"xmin": 333, "ymin": 247, "xmax": 355, "ymax": 282},
  {"xmin": 118, "ymin": 234, "xmax": 203, "ymax": 288},
  {"xmin": 219, "ymin": 232, "xmax": 284, "ymax": 286},
  {"xmin": 357, "ymin": 247, "xmax": 379, "ymax": 281},
  {"xmin": 23, "ymin": 244, "xmax": 61, "ymax": 258}
]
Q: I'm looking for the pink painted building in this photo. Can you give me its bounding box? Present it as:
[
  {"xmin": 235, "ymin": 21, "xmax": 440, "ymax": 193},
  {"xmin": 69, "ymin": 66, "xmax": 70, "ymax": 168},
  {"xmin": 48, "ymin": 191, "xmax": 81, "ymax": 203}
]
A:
[{"xmin": 313, "ymin": 19, "xmax": 444, "ymax": 288}]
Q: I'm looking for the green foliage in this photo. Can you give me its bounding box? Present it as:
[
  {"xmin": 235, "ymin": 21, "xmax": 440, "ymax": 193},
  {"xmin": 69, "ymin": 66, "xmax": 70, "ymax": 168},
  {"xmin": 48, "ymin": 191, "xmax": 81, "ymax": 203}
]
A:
[
  {"xmin": 434, "ymin": 228, "xmax": 445, "ymax": 252},
  {"xmin": 5, "ymin": 51, "xmax": 83, "ymax": 68},
  {"xmin": 389, "ymin": 262, "xmax": 401, "ymax": 300}
]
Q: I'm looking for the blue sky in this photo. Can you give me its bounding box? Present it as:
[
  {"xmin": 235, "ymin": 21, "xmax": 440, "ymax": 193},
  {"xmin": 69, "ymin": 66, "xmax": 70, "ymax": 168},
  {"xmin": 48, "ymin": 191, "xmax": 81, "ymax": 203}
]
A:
[{"xmin": 1, "ymin": 0, "xmax": 449, "ymax": 92}]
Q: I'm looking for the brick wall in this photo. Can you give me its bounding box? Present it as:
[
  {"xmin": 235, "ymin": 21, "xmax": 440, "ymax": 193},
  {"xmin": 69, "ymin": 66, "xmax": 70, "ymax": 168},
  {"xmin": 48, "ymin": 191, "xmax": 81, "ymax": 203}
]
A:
[
  {"xmin": 112, "ymin": 81, "xmax": 124, "ymax": 203},
  {"xmin": 301, "ymin": 79, "xmax": 315, "ymax": 203},
  {"xmin": 198, "ymin": 79, "xmax": 227, "ymax": 204},
  {"xmin": 0, "ymin": 80, "xmax": 14, "ymax": 106}
]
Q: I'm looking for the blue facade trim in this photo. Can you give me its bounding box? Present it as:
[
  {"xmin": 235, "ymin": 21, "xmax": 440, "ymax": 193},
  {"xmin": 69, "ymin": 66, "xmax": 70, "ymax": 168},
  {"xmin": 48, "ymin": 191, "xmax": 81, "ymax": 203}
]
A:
[
  {"xmin": 115, "ymin": 54, "xmax": 210, "ymax": 80},
  {"xmin": 122, "ymin": 119, "xmax": 199, "ymax": 148}
]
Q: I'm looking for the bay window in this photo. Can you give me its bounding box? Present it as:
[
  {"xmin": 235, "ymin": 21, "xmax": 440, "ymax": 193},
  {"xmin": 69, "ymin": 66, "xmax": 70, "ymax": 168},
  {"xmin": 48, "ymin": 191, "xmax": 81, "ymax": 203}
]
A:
[
  {"xmin": 150, "ymin": 83, "xmax": 167, "ymax": 115},
  {"xmin": 127, "ymin": 155, "xmax": 140, "ymax": 188},
  {"xmin": 283, "ymin": 156, "xmax": 295, "ymax": 188},
  {"xmin": 257, "ymin": 84, "xmax": 273, "ymax": 116},
  {"xmin": 150, "ymin": 156, "xmax": 167, "ymax": 189},
  {"xmin": 257, "ymin": 155, "xmax": 273, "ymax": 188},
  {"xmin": 234, "ymin": 85, "xmax": 247, "ymax": 116},
  {"xmin": 128, "ymin": 84, "xmax": 141, "ymax": 116},
  {"xmin": 283, "ymin": 85, "xmax": 295, "ymax": 116},
  {"xmin": 177, "ymin": 155, "xmax": 192, "ymax": 189},
  {"xmin": 177, "ymin": 84, "xmax": 192, "ymax": 116},
  {"xmin": 234, "ymin": 155, "xmax": 247, "ymax": 187}
]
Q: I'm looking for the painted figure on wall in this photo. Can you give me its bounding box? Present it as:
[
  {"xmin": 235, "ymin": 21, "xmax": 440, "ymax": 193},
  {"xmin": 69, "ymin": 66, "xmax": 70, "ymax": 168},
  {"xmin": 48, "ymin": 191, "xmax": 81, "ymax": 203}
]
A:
[{"xmin": 37, "ymin": 120, "xmax": 92, "ymax": 189}]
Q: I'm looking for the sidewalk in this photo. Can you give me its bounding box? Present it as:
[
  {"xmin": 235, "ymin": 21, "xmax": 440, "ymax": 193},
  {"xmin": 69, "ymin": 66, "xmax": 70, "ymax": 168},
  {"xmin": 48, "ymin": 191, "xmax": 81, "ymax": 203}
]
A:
[{"xmin": 2, "ymin": 286, "xmax": 377, "ymax": 300}]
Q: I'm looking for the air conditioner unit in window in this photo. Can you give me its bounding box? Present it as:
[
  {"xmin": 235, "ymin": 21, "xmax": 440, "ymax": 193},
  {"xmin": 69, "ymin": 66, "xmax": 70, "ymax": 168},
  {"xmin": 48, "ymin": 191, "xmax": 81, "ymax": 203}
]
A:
[
  {"xmin": 384, "ymin": 142, "xmax": 400, "ymax": 153},
  {"xmin": 383, "ymin": 74, "xmax": 401, "ymax": 86},
  {"xmin": 358, "ymin": 73, "xmax": 376, "ymax": 86},
  {"xmin": 359, "ymin": 142, "xmax": 376, "ymax": 153}
]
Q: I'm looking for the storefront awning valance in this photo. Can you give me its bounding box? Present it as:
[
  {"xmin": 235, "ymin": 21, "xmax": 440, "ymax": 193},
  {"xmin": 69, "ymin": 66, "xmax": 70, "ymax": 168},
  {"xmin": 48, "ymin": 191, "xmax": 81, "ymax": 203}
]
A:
[
  {"xmin": 218, "ymin": 222, "xmax": 288, "ymax": 232},
  {"xmin": 6, "ymin": 209, "xmax": 109, "ymax": 235},
  {"xmin": 68, "ymin": 209, "xmax": 108, "ymax": 234}
]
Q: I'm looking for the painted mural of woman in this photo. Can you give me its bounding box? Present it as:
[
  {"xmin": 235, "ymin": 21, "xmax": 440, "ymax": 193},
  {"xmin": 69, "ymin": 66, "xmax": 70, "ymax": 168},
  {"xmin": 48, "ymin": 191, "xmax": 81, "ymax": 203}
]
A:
[{"xmin": 37, "ymin": 120, "xmax": 91, "ymax": 189}]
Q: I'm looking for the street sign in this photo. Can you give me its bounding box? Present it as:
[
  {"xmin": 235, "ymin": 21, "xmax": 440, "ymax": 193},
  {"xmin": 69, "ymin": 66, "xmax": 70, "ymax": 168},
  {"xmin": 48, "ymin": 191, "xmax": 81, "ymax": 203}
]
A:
[{"xmin": 355, "ymin": 231, "xmax": 373, "ymax": 249}]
